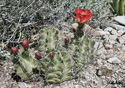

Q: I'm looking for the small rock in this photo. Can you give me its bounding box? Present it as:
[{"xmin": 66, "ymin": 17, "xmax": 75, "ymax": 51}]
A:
[
  {"xmin": 111, "ymin": 29, "xmax": 118, "ymax": 35},
  {"xmin": 103, "ymin": 35, "xmax": 109, "ymax": 41},
  {"xmin": 122, "ymin": 45, "xmax": 125, "ymax": 51},
  {"xmin": 112, "ymin": 45, "xmax": 118, "ymax": 51},
  {"xmin": 118, "ymin": 35, "xmax": 125, "ymax": 44},
  {"xmin": 97, "ymin": 59, "xmax": 103, "ymax": 65},
  {"xmin": 108, "ymin": 40, "xmax": 116, "ymax": 45},
  {"xmin": 72, "ymin": 23, "xmax": 78, "ymax": 31},
  {"xmin": 104, "ymin": 44, "xmax": 113, "ymax": 49},
  {"xmin": 117, "ymin": 30, "xmax": 125, "ymax": 36},
  {"xmin": 104, "ymin": 27, "xmax": 114, "ymax": 32},
  {"xmin": 54, "ymin": 86, "xmax": 61, "ymax": 88},
  {"xmin": 101, "ymin": 22, "xmax": 111, "ymax": 29},
  {"xmin": 111, "ymin": 24, "xmax": 125, "ymax": 30},
  {"xmin": 109, "ymin": 35, "xmax": 117, "ymax": 40},
  {"xmin": 107, "ymin": 57, "xmax": 122, "ymax": 64},
  {"xmin": 114, "ymin": 16, "xmax": 125, "ymax": 26},
  {"xmin": 18, "ymin": 82, "xmax": 27, "ymax": 88},
  {"xmin": 107, "ymin": 49, "xmax": 114, "ymax": 54},
  {"xmin": 82, "ymin": 24, "xmax": 102, "ymax": 36},
  {"xmin": 96, "ymin": 47, "xmax": 107, "ymax": 55},
  {"xmin": 98, "ymin": 54, "xmax": 106, "ymax": 59},
  {"xmin": 94, "ymin": 42, "xmax": 103, "ymax": 49},
  {"xmin": 96, "ymin": 66, "xmax": 112, "ymax": 76},
  {"xmin": 118, "ymin": 52, "xmax": 125, "ymax": 60},
  {"xmin": 97, "ymin": 31, "xmax": 110, "ymax": 35},
  {"xmin": 74, "ymin": 85, "xmax": 83, "ymax": 88}
]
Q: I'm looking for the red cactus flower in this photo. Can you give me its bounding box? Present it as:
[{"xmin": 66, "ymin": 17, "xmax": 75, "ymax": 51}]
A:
[
  {"xmin": 22, "ymin": 40, "xmax": 29, "ymax": 49},
  {"xmin": 50, "ymin": 53, "xmax": 54, "ymax": 59},
  {"xmin": 73, "ymin": 8, "xmax": 92, "ymax": 24},
  {"xmin": 65, "ymin": 38, "xmax": 70, "ymax": 43},
  {"xmin": 35, "ymin": 52, "xmax": 41, "ymax": 59},
  {"xmin": 11, "ymin": 47, "xmax": 18, "ymax": 55}
]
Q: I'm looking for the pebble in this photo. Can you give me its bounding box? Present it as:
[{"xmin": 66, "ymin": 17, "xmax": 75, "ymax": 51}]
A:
[
  {"xmin": 111, "ymin": 24, "xmax": 125, "ymax": 30},
  {"xmin": 101, "ymin": 22, "xmax": 111, "ymax": 29},
  {"xmin": 114, "ymin": 16, "xmax": 125, "ymax": 26},
  {"xmin": 109, "ymin": 35, "xmax": 117, "ymax": 40},
  {"xmin": 74, "ymin": 85, "xmax": 83, "ymax": 88},
  {"xmin": 117, "ymin": 30, "xmax": 125, "ymax": 36},
  {"xmin": 107, "ymin": 57, "xmax": 122, "ymax": 64},
  {"xmin": 97, "ymin": 31, "xmax": 110, "ymax": 35},
  {"xmin": 18, "ymin": 82, "xmax": 27, "ymax": 88},
  {"xmin": 118, "ymin": 35, "xmax": 125, "ymax": 44},
  {"xmin": 122, "ymin": 45, "xmax": 125, "ymax": 51},
  {"xmin": 104, "ymin": 27, "xmax": 114, "ymax": 32},
  {"xmin": 97, "ymin": 59, "xmax": 103, "ymax": 65},
  {"xmin": 108, "ymin": 40, "xmax": 116, "ymax": 45},
  {"xmin": 96, "ymin": 66, "xmax": 112, "ymax": 76},
  {"xmin": 104, "ymin": 44, "xmax": 112, "ymax": 49},
  {"xmin": 94, "ymin": 42, "xmax": 103, "ymax": 49},
  {"xmin": 118, "ymin": 52, "xmax": 125, "ymax": 60},
  {"xmin": 111, "ymin": 29, "xmax": 118, "ymax": 35},
  {"xmin": 72, "ymin": 23, "xmax": 78, "ymax": 31},
  {"xmin": 103, "ymin": 35, "xmax": 109, "ymax": 41},
  {"xmin": 96, "ymin": 47, "xmax": 107, "ymax": 55}
]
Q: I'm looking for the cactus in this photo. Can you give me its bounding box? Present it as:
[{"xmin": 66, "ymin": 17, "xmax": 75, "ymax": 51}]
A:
[
  {"xmin": 39, "ymin": 26, "xmax": 95, "ymax": 84},
  {"xmin": 10, "ymin": 9, "xmax": 95, "ymax": 84},
  {"xmin": 11, "ymin": 26, "xmax": 95, "ymax": 83},
  {"xmin": 11, "ymin": 42, "xmax": 40, "ymax": 81},
  {"xmin": 111, "ymin": 0, "xmax": 125, "ymax": 15},
  {"xmin": 39, "ymin": 28, "xmax": 73, "ymax": 84}
]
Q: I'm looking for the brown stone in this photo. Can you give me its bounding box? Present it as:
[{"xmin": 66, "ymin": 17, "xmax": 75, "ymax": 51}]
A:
[{"xmin": 118, "ymin": 52, "xmax": 125, "ymax": 60}]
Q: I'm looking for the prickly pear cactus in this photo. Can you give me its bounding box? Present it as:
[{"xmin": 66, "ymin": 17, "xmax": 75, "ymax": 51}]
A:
[
  {"xmin": 16, "ymin": 49, "xmax": 40, "ymax": 81},
  {"xmin": 11, "ymin": 26, "xmax": 95, "ymax": 83},
  {"xmin": 72, "ymin": 34, "xmax": 95, "ymax": 69},
  {"xmin": 39, "ymin": 26, "xmax": 95, "ymax": 84},
  {"xmin": 11, "ymin": 8, "xmax": 95, "ymax": 84},
  {"xmin": 11, "ymin": 42, "xmax": 40, "ymax": 81},
  {"xmin": 111, "ymin": 0, "xmax": 125, "ymax": 15},
  {"xmin": 39, "ymin": 28, "xmax": 73, "ymax": 84}
]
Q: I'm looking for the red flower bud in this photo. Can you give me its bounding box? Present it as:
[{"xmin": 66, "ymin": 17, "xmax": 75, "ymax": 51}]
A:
[
  {"xmin": 22, "ymin": 40, "xmax": 29, "ymax": 49},
  {"xmin": 35, "ymin": 52, "xmax": 41, "ymax": 60},
  {"xmin": 65, "ymin": 38, "xmax": 70, "ymax": 43},
  {"xmin": 50, "ymin": 53, "xmax": 54, "ymax": 59},
  {"xmin": 11, "ymin": 47, "xmax": 18, "ymax": 55},
  {"xmin": 56, "ymin": 30, "xmax": 59, "ymax": 34}
]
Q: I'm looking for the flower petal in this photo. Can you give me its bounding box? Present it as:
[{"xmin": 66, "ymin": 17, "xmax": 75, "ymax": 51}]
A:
[
  {"xmin": 86, "ymin": 10, "xmax": 91, "ymax": 15},
  {"xmin": 81, "ymin": 9, "xmax": 86, "ymax": 14},
  {"xmin": 72, "ymin": 14, "xmax": 77, "ymax": 19},
  {"xmin": 75, "ymin": 8, "xmax": 81, "ymax": 14}
]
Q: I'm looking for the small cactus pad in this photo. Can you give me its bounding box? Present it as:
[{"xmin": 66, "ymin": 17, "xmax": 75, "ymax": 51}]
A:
[{"xmin": 12, "ymin": 48, "xmax": 40, "ymax": 81}]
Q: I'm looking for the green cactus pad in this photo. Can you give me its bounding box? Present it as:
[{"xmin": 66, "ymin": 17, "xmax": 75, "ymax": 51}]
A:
[
  {"xmin": 39, "ymin": 27, "xmax": 95, "ymax": 84},
  {"xmin": 13, "ymin": 49, "xmax": 40, "ymax": 81},
  {"xmin": 111, "ymin": 0, "xmax": 125, "ymax": 15},
  {"xmin": 40, "ymin": 51, "xmax": 73, "ymax": 84}
]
